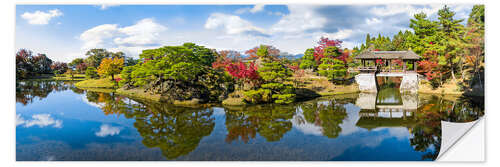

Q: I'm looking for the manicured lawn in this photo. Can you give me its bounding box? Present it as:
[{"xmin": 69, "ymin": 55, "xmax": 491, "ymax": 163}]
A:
[{"xmin": 75, "ymin": 78, "xmax": 117, "ymax": 88}]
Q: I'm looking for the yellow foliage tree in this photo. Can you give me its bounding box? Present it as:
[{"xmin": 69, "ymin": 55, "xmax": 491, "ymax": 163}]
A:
[{"xmin": 97, "ymin": 57, "xmax": 124, "ymax": 80}]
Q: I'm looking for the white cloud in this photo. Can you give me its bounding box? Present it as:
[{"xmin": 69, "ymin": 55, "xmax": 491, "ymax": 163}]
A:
[
  {"xmin": 268, "ymin": 11, "xmax": 284, "ymax": 16},
  {"xmin": 99, "ymin": 4, "xmax": 120, "ymax": 10},
  {"xmin": 250, "ymin": 4, "xmax": 265, "ymax": 13},
  {"xmin": 291, "ymin": 108, "xmax": 323, "ymax": 136},
  {"xmin": 16, "ymin": 114, "xmax": 25, "ymax": 126},
  {"xmin": 365, "ymin": 18, "xmax": 382, "ymax": 25},
  {"xmin": 387, "ymin": 127, "xmax": 410, "ymax": 140},
  {"xmin": 21, "ymin": 9, "xmax": 62, "ymax": 25},
  {"xmin": 370, "ymin": 4, "xmax": 441, "ymax": 17},
  {"xmin": 270, "ymin": 5, "xmax": 326, "ymax": 35},
  {"xmin": 314, "ymin": 29, "xmax": 354, "ymax": 40},
  {"xmin": 18, "ymin": 114, "xmax": 63, "ymax": 128},
  {"xmin": 95, "ymin": 124, "xmax": 121, "ymax": 137},
  {"xmin": 79, "ymin": 18, "xmax": 167, "ymax": 57},
  {"xmin": 80, "ymin": 24, "xmax": 118, "ymax": 49},
  {"xmin": 205, "ymin": 13, "xmax": 268, "ymax": 36},
  {"xmin": 235, "ymin": 4, "xmax": 265, "ymax": 14},
  {"xmin": 114, "ymin": 18, "xmax": 167, "ymax": 46}
]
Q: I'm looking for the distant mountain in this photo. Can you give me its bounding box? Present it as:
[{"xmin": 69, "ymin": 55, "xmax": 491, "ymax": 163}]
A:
[{"xmin": 290, "ymin": 54, "xmax": 304, "ymax": 60}]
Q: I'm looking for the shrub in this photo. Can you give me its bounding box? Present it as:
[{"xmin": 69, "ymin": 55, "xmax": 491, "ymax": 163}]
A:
[
  {"xmin": 85, "ymin": 67, "xmax": 99, "ymax": 79},
  {"xmin": 272, "ymin": 93, "xmax": 296, "ymax": 104},
  {"xmin": 243, "ymin": 89, "xmax": 271, "ymax": 103}
]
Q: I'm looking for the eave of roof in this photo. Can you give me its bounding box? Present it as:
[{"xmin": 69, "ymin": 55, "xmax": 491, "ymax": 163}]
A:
[{"xmin": 355, "ymin": 50, "xmax": 421, "ymax": 60}]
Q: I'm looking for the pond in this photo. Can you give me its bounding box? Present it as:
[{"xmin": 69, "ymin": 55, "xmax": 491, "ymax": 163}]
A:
[{"xmin": 16, "ymin": 80, "xmax": 484, "ymax": 161}]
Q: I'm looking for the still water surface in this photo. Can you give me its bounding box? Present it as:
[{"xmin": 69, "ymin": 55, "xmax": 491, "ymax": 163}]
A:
[{"xmin": 16, "ymin": 80, "xmax": 484, "ymax": 161}]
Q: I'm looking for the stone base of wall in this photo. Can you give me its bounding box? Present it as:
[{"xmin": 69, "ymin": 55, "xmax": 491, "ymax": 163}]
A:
[
  {"xmin": 400, "ymin": 74, "xmax": 419, "ymax": 93},
  {"xmin": 355, "ymin": 73, "xmax": 377, "ymax": 93}
]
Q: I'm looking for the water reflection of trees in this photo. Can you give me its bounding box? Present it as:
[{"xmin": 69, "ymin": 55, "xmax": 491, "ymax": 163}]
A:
[
  {"xmin": 84, "ymin": 92, "xmax": 215, "ymax": 160},
  {"xmin": 409, "ymin": 95, "xmax": 484, "ymax": 160},
  {"xmin": 82, "ymin": 90, "xmax": 484, "ymax": 161},
  {"xmin": 299, "ymin": 100, "xmax": 348, "ymax": 138},
  {"xmin": 224, "ymin": 105, "xmax": 295, "ymax": 143},
  {"xmin": 134, "ymin": 104, "xmax": 215, "ymax": 159},
  {"xmin": 16, "ymin": 80, "xmax": 77, "ymax": 105}
]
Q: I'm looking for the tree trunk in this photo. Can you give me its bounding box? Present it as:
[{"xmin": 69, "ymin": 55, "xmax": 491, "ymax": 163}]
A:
[
  {"xmin": 450, "ymin": 59, "xmax": 456, "ymax": 81},
  {"xmin": 451, "ymin": 69, "xmax": 456, "ymax": 81},
  {"xmin": 111, "ymin": 74, "xmax": 114, "ymax": 80},
  {"xmin": 439, "ymin": 72, "xmax": 443, "ymax": 87},
  {"xmin": 459, "ymin": 56, "xmax": 464, "ymax": 80}
]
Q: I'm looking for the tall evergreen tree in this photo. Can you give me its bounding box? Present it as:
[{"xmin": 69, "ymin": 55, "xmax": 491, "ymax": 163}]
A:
[
  {"xmin": 243, "ymin": 45, "xmax": 295, "ymax": 104},
  {"xmin": 299, "ymin": 48, "xmax": 317, "ymax": 70}
]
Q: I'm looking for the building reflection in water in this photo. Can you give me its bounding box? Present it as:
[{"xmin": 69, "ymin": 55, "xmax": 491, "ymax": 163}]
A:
[{"xmin": 355, "ymin": 88, "xmax": 419, "ymax": 130}]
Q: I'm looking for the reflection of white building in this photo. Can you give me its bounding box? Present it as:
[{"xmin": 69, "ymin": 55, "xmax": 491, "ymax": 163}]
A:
[
  {"xmin": 355, "ymin": 93, "xmax": 419, "ymax": 130},
  {"xmin": 356, "ymin": 93, "xmax": 419, "ymax": 117}
]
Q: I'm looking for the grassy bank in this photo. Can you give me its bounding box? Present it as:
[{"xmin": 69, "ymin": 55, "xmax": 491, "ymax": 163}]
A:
[
  {"xmin": 295, "ymin": 74, "xmax": 360, "ymax": 96},
  {"xmin": 418, "ymin": 80, "xmax": 463, "ymax": 95},
  {"xmin": 115, "ymin": 88, "xmax": 163, "ymax": 102},
  {"xmin": 222, "ymin": 91, "xmax": 247, "ymax": 106},
  {"xmin": 75, "ymin": 78, "xmax": 117, "ymax": 89}
]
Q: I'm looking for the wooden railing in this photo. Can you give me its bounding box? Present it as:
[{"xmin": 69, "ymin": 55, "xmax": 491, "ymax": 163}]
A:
[
  {"xmin": 356, "ymin": 66, "xmax": 417, "ymax": 73},
  {"xmin": 357, "ymin": 66, "xmax": 377, "ymax": 73},
  {"xmin": 379, "ymin": 68, "xmax": 405, "ymax": 73}
]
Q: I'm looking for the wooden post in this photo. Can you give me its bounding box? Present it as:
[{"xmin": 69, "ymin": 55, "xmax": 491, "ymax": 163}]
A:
[
  {"xmin": 414, "ymin": 60, "xmax": 417, "ymax": 72},
  {"xmin": 403, "ymin": 60, "xmax": 406, "ymax": 73},
  {"xmin": 389, "ymin": 59, "xmax": 392, "ymax": 72}
]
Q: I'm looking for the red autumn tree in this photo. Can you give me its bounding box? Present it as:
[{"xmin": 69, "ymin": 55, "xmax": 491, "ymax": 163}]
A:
[
  {"xmin": 287, "ymin": 64, "xmax": 300, "ymax": 72},
  {"xmin": 225, "ymin": 61, "xmax": 260, "ymax": 88},
  {"xmin": 51, "ymin": 62, "xmax": 68, "ymax": 74},
  {"xmin": 245, "ymin": 45, "xmax": 280, "ymax": 60},
  {"xmin": 418, "ymin": 50, "xmax": 443, "ymax": 87},
  {"xmin": 76, "ymin": 62, "xmax": 88, "ymax": 73},
  {"xmin": 392, "ymin": 59, "xmax": 403, "ymax": 67},
  {"xmin": 313, "ymin": 37, "xmax": 343, "ymax": 63},
  {"xmin": 212, "ymin": 50, "xmax": 242, "ymax": 70},
  {"xmin": 418, "ymin": 60, "xmax": 440, "ymax": 80}
]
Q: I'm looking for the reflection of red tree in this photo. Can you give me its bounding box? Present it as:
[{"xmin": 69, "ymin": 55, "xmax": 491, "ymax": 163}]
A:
[{"xmin": 225, "ymin": 126, "xmax": 257, "ymax": 143}]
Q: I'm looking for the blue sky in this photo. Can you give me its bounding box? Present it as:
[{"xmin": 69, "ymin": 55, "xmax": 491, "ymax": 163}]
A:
[{"xmin": 16, "ymin": 4, "xmax": 475, "ymax": 62}]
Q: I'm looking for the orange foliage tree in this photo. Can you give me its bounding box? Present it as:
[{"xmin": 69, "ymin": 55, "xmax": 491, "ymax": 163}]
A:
[{"xmin": 97, "ymin": 57, "xmax": 124, "ymax": 80}]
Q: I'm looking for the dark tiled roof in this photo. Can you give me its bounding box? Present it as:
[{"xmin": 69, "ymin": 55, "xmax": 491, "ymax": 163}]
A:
[{"xmin": 355, "ymin": 50, "xmax": 421, "ymax": 60}]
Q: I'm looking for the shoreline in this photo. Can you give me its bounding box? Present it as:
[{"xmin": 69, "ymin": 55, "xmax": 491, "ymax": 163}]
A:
[
  {"xmin": 70, "ymin": 78, "xmax": 483, "ymax": 107},
  {"xmin": 19, "ymin": 74, "xmax": 86, "ymax": 81},
  {"xmin": 74, "ymin": 79, "xmax": 362, "ymax": 106}
]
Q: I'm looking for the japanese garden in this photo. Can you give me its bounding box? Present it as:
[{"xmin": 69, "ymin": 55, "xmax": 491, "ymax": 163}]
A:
[{"xmin": 16, "ymin": 5, "xmax": 484, "ymax": 161}]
